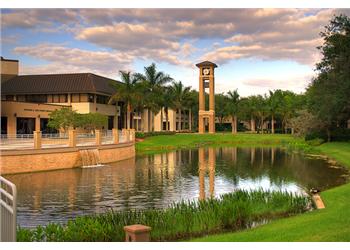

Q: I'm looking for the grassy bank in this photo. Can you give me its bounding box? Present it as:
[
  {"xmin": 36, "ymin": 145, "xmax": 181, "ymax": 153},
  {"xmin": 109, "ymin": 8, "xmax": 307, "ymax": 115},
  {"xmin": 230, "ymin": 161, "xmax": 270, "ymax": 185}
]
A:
[
  {"xmin": 136, "ymin": 133, "xmax": 304, "ymax": 155},
  {"xmin": 191, "ymin": 141, "xmax": 350, "ymax": 241},
  {"xmin": 17, "ymin": 190, "xmax": 309, "ymax": 242}
]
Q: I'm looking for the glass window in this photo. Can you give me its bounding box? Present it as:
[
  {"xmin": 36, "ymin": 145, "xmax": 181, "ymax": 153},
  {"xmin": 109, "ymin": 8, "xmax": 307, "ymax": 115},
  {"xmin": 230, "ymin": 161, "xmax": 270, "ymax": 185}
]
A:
[
  {"xmin": 59, "ymin": 94, "xmax": 67, "ymax": 103},
  {"xmin": 47, "ymin": 95, "xmax": 53, "ymax": 103},
  {"xmin": 53, "ymin": 94, "xmax": 60, "ymax": 103},
  {"xmin": 6, "ymin": 95, "xmax": 14, "ymax": 101},
  {"xmin": 17, "ymin": 95, "xmax": 26, "ymax": 102},
  {"xmin": 80, "ymin": 94, "xmax": 88, "ymax": 102},
  {"xmin": 72, "ymin": 94, "xmax": 80, "ymax": 102},
  {"xmin": 96, "ymin": 95, "xmax": 109, "ymax": 104},
  {"xmin": 88, "ymin": 94, "xmax": 94, "ymax": 103},
  {"xmin": 26, "ymin": 94, "xmax": 46, "ymax": 103}
]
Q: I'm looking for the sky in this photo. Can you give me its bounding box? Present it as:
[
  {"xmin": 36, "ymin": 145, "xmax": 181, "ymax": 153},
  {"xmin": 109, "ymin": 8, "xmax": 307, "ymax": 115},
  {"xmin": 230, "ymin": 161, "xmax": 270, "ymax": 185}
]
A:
[{"xmin": 1, "ymin": 8, "xmax": 350, "ymax": 97}]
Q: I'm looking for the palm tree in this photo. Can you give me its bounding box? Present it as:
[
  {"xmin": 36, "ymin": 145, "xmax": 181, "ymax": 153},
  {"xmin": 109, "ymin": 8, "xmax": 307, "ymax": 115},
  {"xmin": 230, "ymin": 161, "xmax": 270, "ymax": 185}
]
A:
[
  {"xmin": 109, "ymin": 71, "xmax": 143, "ymax": 129},
  {"xmin": 255, "ymin": 95, "xmax": 270, "ymax": 133},
  {"xmin": 162, "ymin": 86, "xmax": 173, "ymax": 131},
  {"xmin": 226, "ymin": 89, "xmax": 240, "ymax": 134},
  {"xmin": 168, "ymin": 81, "xmax": 191, "ymax": 131},
  {"xmin": 187, "ymin": 90, "xmax": 199, "ymax": 131},
  {"xmin": 267, "ymin": 90, "xmax": 282, "ymax": 134},
  {"xmin": 134, "ymin": 63, "xmax": 173, "ymax": 131}
]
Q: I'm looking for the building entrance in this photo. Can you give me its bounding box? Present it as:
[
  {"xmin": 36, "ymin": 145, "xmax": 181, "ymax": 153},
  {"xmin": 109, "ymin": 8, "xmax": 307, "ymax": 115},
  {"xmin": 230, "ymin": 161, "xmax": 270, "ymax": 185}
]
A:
[
  {"xmin": 1, "ymin": 117, "xmax": 7, "ymax": 134},
  {"xmin": 16, "ymin": 117, "xmax": 35, "ymax": 134}
]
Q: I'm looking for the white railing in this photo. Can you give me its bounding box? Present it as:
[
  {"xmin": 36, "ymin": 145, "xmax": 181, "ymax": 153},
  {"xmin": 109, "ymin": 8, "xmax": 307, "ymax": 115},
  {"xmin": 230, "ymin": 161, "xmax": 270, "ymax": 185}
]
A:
[
  {"xmin": 0, "ymin": 176, "xmax": 17, "ymax": 242},
  {"xmin": 0, "ymin": 134, "xmax": 34, "ymax": 150},
  {"xmin": 1, "ymin": 130, "xmax": 130, "ymax": 150}
]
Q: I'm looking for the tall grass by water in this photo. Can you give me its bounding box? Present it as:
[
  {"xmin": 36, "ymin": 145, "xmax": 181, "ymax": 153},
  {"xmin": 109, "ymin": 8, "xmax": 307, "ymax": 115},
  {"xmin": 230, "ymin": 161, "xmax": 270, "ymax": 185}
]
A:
[{"xmin": 17, "ymin": 189, "xmax": 311, "ymax": 242}]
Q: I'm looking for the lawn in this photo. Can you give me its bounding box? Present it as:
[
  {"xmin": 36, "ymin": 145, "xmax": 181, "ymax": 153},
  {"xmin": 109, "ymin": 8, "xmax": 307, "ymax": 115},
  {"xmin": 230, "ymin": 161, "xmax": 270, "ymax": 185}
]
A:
[
  {"xmin": 136, "ymin": 133, "xmax": 303, "ymax": 155},
  {"xmin": 137, "ymin": 133, "xmax": 350, "ymax": 241}
]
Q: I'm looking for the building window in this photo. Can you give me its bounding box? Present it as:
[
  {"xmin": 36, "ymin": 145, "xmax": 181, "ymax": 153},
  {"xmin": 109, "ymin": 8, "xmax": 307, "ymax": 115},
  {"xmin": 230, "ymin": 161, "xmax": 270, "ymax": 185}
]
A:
[
  {"xmin": 26, "ymin": 94, "xmax": 47, "ymax": 103},
  {"xmin": 88, "ymin": 94, "xmax": 94, "ymax": 103},
  {"xmin": 72, "ymin": 94, "xmax": 80, "ymax": 102},
  {"xmin": 5, "ymin": 95, "xmax": 14, "ymax": 101},
  {"xmin": 17, "ymin": 95, "xmax": 26, "ymax": 102},
  {"xmin": 96, "ymin": 94, "xmax": 109, "ymax": 104},
  {"xmin": 47, "ymin": 95, "xmax": 53, "ymax": 103},
  {"xmin": 79, "ymin": 94, "xmax": 88, "ymax": 102},
  {"xmin": 59, "ymin": 94, "xmax": 67, "ymax": 103}
]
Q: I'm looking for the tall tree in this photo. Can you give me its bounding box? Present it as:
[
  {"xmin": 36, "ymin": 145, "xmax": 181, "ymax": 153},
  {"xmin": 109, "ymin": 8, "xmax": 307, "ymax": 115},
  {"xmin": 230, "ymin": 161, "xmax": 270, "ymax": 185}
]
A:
[
  {"xmin": 109, "ymin": 71, "xmax": 143, "ymax": 129},
  {"xmin": 215, "ymin": 93, "xmax": 229, "ymax": 129},
  {"xmin": 307, "ymin": 14, "xmax": 350, "ymax": 141},
  {"xmin": 267, "ymin": 90, "xmax": 282, "ymax": 134},
  {"xmin": 168, "ymin": 81, "xmax": 191, "ymax": 131},
  {"xmin": 226, "ymin": 89, "xmax": 240, "ymax": 134},
  {"xmin": 135, "ymin": 63, "xmax": 173, "ymax": 131}
]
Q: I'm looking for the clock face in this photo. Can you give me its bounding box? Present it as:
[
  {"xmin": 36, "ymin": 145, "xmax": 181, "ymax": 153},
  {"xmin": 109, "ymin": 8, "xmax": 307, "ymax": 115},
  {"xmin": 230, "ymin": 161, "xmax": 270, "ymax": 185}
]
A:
[{"xmin": 203, "ymin": 68, "xmax": 210, "ymax": 75}]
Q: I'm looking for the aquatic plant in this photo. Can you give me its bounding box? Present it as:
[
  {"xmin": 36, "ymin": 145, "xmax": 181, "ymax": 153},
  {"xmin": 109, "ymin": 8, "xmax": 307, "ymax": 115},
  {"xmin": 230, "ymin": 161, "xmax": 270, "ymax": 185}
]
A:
[{"xmin": 17, "ymin": 189, "xmax": 310, "ymax": 242}]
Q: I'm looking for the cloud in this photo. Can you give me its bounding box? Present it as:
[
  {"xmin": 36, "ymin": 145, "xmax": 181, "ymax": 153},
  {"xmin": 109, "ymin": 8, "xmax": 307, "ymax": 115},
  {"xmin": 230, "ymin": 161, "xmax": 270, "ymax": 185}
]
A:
[
  {"xmin": 1, "ymin": 9, "xmax": 77, "ymax": 30},
  {"xmin": 13, "ymin": 44, "xmax": 133, "ymax": 77},
  {"xmin": 4, "ymin": 8, "xmax": 350, "ymax": 84},
  {"xmin": 242, "ymin": 74, "xmax": 313, "ymax": 93}
]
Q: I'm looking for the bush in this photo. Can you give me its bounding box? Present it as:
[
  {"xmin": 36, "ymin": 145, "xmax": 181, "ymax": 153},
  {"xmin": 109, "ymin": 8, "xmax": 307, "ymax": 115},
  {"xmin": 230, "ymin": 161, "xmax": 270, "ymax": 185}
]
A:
[
  {"xmin": 17, "ymin": 190, "xmax": 310, "ymax": 242},
  {"xmin": 305, "ymin": 128, "xmax": 350, "ymax": 142}
]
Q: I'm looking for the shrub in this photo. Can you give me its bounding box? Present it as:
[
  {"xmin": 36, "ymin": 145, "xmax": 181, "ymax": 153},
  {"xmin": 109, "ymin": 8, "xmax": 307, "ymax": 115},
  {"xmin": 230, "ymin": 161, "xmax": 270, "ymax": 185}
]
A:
[
  {"xmin": 17, "ymin": 190, "xmax": 310, "ymax": 242},
  {"xmin": 305, "ymin": 128, "xmax": 350, "ymax": 142}
]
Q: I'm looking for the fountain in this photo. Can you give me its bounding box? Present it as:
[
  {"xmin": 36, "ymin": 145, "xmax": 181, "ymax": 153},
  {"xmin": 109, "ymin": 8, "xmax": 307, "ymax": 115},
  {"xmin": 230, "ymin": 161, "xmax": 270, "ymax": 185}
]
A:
[{"xmin": 79, "ymin": 149, "xmax": 103, "ymax": 168}]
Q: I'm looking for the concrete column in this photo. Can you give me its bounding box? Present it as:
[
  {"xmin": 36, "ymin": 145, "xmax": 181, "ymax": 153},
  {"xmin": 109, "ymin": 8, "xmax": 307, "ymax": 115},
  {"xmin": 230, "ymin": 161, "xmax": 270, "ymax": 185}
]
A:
[
  {"xmin": 198, "ymin": 148, "xmax": 206, "ymax": 201},
  {"xmin": 33, "ymin": 131, "xmax": 42, "ymax": 149},
  {"xmin": 95, "ymin": 129, "xmax": 101, "ymax": 145},
  {"xmin": 112, "ymin": 128, "xmax": 119, "ymax": 144},
  {"xmin": 198, "ymin": 116, "xmax": 204, "ymax": 134},
  {"xmin": 67, "ymin": 93, "xmax": 71, "ymax": 105},
  {"xmin": 123, "ymin": 129, "xmax": 130, "ymax": 142},
  {"xmin": 208, "ymin": 147, "xmax": 215, "ymax": 198},
  {"xmin": 68, "ymin": 129, "xmax": 76, "ymax": 147},
  {"xmin": 35, "ymin": 117, "xmax": 41, "ymax": 132},
  {"xmin": 129, "ymin": 129, "xmax": 135, "ymax": 142},
  {"xmin": 8, "ymin": 115, "xmax": 16, "ymax": 135},
  {"xmin": 209, "ymin": 75, "xmax": 215, "ymax": 111},
  {"xmin": 209, "ymin": 114, "xmax": 215, "ymax": 134},
  {"xmin": 124, "ymin": 225, "xmax": 151, "ymax": 242}
]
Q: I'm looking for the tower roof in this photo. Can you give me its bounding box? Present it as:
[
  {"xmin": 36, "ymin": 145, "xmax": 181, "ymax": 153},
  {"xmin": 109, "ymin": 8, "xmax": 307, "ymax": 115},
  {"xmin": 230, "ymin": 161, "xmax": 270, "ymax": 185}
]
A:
[{"xmin": 195, "ymin": 61, "xmax": 218, "ymax": 68}]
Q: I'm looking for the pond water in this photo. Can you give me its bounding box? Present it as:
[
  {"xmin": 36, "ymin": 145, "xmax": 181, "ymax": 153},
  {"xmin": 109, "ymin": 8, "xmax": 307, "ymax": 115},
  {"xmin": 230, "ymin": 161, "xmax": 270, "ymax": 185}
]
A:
[{"xmin": 5, "ymin": 147, "xmax": 349, "ymax": 228}]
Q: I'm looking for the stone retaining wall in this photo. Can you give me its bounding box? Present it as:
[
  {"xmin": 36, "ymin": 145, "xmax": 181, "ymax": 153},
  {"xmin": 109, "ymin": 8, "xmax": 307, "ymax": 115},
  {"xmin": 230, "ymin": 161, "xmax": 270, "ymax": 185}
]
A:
[{"xmin": 0, "ymin": 142, "xmax": 135, "ymax": 174}]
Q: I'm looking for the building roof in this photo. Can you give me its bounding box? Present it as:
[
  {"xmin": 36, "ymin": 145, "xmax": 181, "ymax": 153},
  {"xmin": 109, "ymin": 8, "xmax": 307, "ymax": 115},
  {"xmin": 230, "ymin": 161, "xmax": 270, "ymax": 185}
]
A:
[
  {"xmin": 1, "ymin": 57, "xmax": 19, "ymax": 62},
  {"xmin": 1, "ymin": 73, "xmax": 121, "ymax": 95},
  {"xmin": 195, "ymin": 61, "xmax": 218, "ymax": 68}
]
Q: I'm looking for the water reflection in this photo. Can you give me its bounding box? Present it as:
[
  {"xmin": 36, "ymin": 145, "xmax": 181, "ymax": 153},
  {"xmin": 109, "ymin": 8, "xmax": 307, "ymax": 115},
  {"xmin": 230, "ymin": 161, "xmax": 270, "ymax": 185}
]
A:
[{"xmin": 5, "ymin": 147, "xmax": 348, "ymax": 228}]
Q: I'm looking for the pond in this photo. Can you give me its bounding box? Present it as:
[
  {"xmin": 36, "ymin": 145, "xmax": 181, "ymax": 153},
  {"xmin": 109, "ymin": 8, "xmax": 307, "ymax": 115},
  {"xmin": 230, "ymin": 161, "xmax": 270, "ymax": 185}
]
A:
[{"xmin": 5, "ymin": 147, "xmax": 349, "ymax": 228}]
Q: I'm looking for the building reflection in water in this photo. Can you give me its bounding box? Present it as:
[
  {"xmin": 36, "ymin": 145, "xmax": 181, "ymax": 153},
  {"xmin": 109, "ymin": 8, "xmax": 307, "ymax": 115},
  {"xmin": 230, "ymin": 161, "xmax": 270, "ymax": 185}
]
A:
[
  {"xmin": 4, "ymin": 146, "xmax": 348, "ymax": 228},
  {"xmin": 198, "ymin": 147, "xmax": 216, "ymax": 200}
]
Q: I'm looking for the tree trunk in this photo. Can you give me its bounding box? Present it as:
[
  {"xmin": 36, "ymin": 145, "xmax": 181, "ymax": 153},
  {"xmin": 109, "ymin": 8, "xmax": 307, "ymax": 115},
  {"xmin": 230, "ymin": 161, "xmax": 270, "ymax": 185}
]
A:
[
  {"xmin": 271, "ymin": 115, "xmax": 275, "ymax": 134},
  {"xmin": 326, "ymin": 127, "xmax": 331, "ymax": 142},
  {"xmin": 179, "ymin": 109, "xmax": 182, "ymax": 131},
  {"xmin": 127, "ymin": 102, "xmax": 131, "ymax": 129},
  {"xmin": 234, "ymin": 115, "xmax": 237, "ymax": 133},
  {"xmin": 251, "ymin": 117, "xmax": 255, "ymax": 132},
  {"xmin": 165, "ymin": 108, "xmax": 169, "ymax": 131},
  {"xmin": 189, "ymin": 109, "xmax": 192, "ymax": 131}
]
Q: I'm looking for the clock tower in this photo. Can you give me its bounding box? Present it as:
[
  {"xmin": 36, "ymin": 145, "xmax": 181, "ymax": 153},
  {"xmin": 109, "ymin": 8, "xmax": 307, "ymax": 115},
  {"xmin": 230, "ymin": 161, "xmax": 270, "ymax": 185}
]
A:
[{"xmin": 196, "ymin": 61, "xmax": 217, "ymax": 134}]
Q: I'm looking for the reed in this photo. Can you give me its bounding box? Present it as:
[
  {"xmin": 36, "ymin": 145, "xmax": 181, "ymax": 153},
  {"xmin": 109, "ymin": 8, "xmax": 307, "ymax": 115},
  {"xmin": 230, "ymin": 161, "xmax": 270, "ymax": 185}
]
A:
[{"xmin": 17, "ymin": 189, "xmax": 311, "ymax": 242}]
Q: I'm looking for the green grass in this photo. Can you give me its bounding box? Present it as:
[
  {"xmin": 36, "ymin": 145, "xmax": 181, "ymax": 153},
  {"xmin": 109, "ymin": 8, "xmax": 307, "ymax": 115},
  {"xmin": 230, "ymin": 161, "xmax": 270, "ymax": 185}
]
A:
[
  {"xmin": 136, "ymin": 133, "xmax": 303, "ymax": 155},
  {"xmin": 17, "ymin": 190, "xmax": 309, "ymax": 242},
  {"xmin": 189, "ymin": 141, "xmax": 350, "ymax": 242}
]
